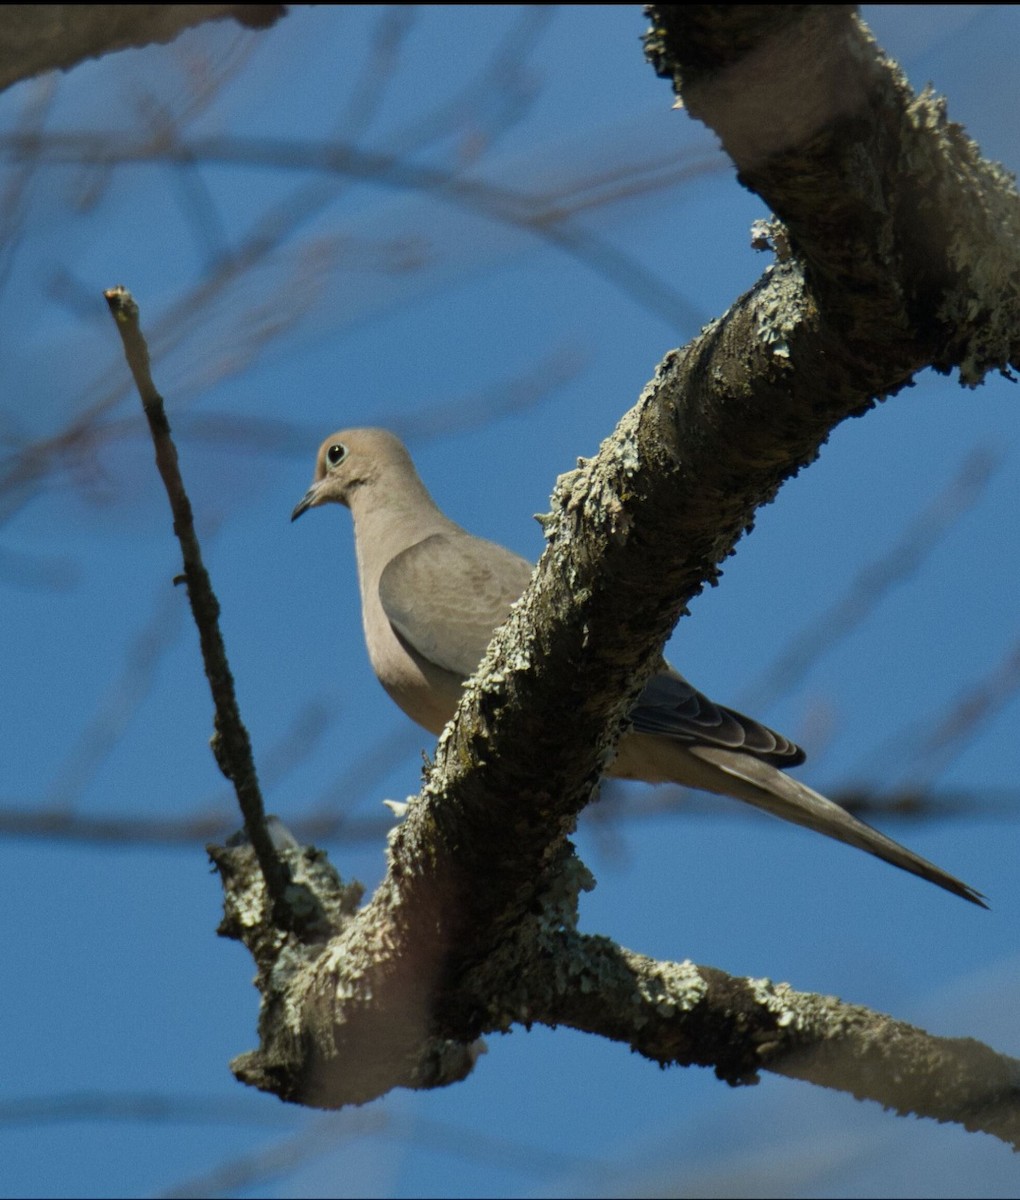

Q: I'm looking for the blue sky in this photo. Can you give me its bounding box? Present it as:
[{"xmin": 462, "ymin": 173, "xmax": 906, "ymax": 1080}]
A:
[{"xmin": 1, "ymin": 6, "xmax": 1019, "ymax": 1197}]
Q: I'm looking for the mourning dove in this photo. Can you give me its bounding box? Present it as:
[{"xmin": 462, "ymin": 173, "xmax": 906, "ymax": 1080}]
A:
[{"xmin": 292, "ymin": 428, "xmax": 984, "ymax": 907}]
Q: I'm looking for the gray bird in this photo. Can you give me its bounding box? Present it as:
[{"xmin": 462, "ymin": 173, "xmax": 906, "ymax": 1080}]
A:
[{"xmin": 293, "ymin": 427, "xmax": 984, "ymax": 907}]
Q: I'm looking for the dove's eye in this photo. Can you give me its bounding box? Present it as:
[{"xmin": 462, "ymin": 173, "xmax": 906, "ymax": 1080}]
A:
[{"xmin": 326, "ymin": 444, "xmax": 347, "ymax": 468}]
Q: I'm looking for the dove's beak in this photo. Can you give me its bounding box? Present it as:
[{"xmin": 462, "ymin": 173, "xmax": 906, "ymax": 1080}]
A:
[{"xmin": 291, "ymin": 482, "xmax": 323, "ymax": 522}]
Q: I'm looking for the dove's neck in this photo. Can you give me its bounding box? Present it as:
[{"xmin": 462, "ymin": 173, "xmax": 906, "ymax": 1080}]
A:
[{"xmin": 347, "ymin": 472, "xmax": 459, "ymax": 593}]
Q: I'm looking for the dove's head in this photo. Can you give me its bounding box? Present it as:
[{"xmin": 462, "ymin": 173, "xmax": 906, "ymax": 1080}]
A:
[{"xmin": 291, "ymin": 427, "xmax": 418, "ymax": 520}]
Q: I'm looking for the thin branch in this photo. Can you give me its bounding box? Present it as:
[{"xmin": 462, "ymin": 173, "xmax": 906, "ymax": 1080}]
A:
[
  {"xmin": 43, "ymin": 586, "xmax": 184, "ymax": 809},
  {"xmin": 102, "ymin": 285, "xmax": 292, "ymax": 923},
  {"xmin": 741, "ymin": 447, "xmax": 1003, "ymax": 711},
  {"xmin": 0, "ymin": 1092, "xmax": 294, "ymax": 1127},
  {"xmin": 160, "ymin": 1106, "xmax": 600, "ymax": 1200},
  {"xmin": 870, "ymin": 634, "xmax": 1020, "ymax": 790},
  {"xmin": 913, "ymin": 638, "xmax": 1020, "ymax": 780},
  {"xmin": 2, "ymin": 783, "xmax": 1015, "ymax": 848},
  {"xmin": 159, "ymin": 1111, "xmax": 388, "ymax": 1200},
  {"xmin": 394, "ymin": 5, "xmax": 555, "ymax": 158},
  {"xmin": 341, "ymin": 5, "xmax": 417, "ymax": 139},
  {"xmin": 0, "ymin": 131, "xmax": 708, "ymax": 330}
]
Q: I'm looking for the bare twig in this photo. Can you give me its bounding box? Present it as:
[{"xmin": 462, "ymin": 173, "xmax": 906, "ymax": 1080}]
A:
[
  {"xmin": 5, "ymin": 131, "xmax": 707, "ymax": 329},
  {"xmin": 741, "ymin": 448, "xmax": 1002, "ymax": 711},
  {"xmin": 0, "ymin": 1091, "xmax": 294, "ymax": 1127},
  {"xmin": 43, "ymin": 585, "xmax": 184, "ymax": 809},
  {"xmin": 102, "ymin": 284, "xmax": 291, "ymax": 921},
  {"xmin": 871, "ymin": 634, "xmax": 1020, "ymax": 791},
  {"xmin": 2, "ymin": 783, "xmax": 1014, "ymax": 849},
  {"xmin": 160, "ymin": 1108, "xmax": 602, "ymax": 1200}
]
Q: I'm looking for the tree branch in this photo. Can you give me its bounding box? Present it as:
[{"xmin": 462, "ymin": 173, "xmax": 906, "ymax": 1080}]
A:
[
  {"xmin": 205, "ymin": 4, "xmax": 1020, "ymax": 1137},
  {"xmin": 644, "ymin": 4, "xmax": 1020, "ymax": 383},
  {"xmin": 216, "ymin": 837, "xmax": 1020, "ymax": 1147},
  {"xmin": 530, "ymin": 934, "xmax": 1020, "ymax": 1148},
  {"xmin": 0, "ymin": 5, "xmax": 284, "ymax": 97}
]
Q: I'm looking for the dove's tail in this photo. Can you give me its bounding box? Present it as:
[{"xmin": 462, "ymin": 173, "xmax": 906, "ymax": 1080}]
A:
[{"xmin": 682, "ymin": 743, "xmax": 986, "ymax": 907}]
